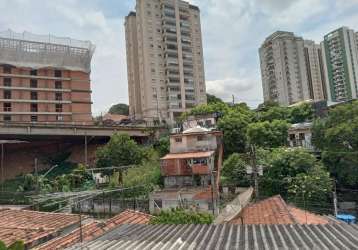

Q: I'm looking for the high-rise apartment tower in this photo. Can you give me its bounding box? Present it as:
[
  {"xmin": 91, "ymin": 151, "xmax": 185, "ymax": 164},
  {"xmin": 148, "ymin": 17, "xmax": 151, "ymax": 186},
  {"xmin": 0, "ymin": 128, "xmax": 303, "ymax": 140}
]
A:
[
  {"xmin": 259, "ymin": 31, "xmax": 326, "ymax": 106},
  {"xmin": 321, "ymin": 27, "xmax": 358, "ymax": 102},
  {"xmin": 125, "ymin": 0, "xmax": 207, "ymax": 123}
]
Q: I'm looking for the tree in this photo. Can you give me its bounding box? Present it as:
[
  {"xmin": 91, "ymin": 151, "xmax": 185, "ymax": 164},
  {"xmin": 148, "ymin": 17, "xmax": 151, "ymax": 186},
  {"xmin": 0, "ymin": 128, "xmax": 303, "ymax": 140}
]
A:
[
  {"xmin": 154, "ymin": 136, "xmax": 170, "ymax": 157},
  {"xmin": 108, "ymin": 103, "xmax": 129, "ymax": 115},
  {"xmin": 221, "ymin": 153, "xmax": 250, "ymax": 186},
  {"xmin": 217, "ymin": 111, "xmax": 251, "ymax": 155},
  {"xmin": 96, "ymin": 133, "xmax": 144, "ymax": 183},
  {"xmin": 247, "ymin": 120, "xmax": 289, "ymax": 148},
  {"xmin": 0, "ymin": 240, "xmax": 25, "ymax": 250},
  {"xmin": 289, "ymin": 103, "xmax": 314, "ymax": 123},
  {"xmin": 257, "ymin": 106, "xmax": 291, "ymax": 122},
  {"xmin": 206, "ymin": 93, "xmax": 223, "ymax": 104},
  {"xmin": 288, "ymin": 166, "xmax": 332, "ymax": 213},
  {"xmin": 312, "ymin": 101, "xmax": 358, "ymax": 188},
  {"xmin": 150, "ymin": 208, "xmax": 213, "ymax": 224},
  {"xmin": 260, "ymin": 148, "xmax": 320, "ymax": 198}
]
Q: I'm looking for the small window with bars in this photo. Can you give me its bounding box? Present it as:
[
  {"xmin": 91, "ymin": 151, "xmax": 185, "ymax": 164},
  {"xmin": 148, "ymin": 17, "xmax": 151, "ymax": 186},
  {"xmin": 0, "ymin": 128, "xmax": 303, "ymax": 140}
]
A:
[
  {"xmin": 31, "ymin": 115, "xmax": 38, "ymax": 122},
  {"xmin": 56, "ymin": 104, "xmax": 63, "ymax": 113},
  {"xmin": 55, "ymin": 92, "xmax": 62, "ymax": 101},
  {"xmin": 30, "ymin": 92, "xmax": 38, "ymax": 100},
  {"xmin": 30, "ymin": 70, "xmax": 37, "ymax": 76},
  {"xmin": 3, "ymin": 103, "xmax": 11, "ymax": 112},
  {"xmin": 3, "ymin": 90, "xmax": 11, "ymax": 99},
  {"xmin": 55, "ymin": 81, "xmax": 62, "ymax": 89},
  {"xmin": 31, "ymin": 103, "xmax": 38, "ymax": 112},
  {"xmin": 4, "ymin": 78, "xmax": 11, "ymax": 87},
  {"xmin": 54, "ymin": 70, "xmax": 62, "ymax": 78},
  {"xmin": 30, "ymin": 79, "xmax": 38, "ymax": 88},
  {"xmin": 3, "ymin": 66, "xmax": 11, "ymax": 74},
  {"xmin": 3, "ymin": 115, "xmax": 11, "ymax": 122}
]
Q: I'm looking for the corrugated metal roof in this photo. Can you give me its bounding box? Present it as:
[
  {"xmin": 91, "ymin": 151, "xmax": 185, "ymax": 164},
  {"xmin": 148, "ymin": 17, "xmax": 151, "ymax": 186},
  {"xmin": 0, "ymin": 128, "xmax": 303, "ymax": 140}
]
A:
[
  {"xmin": 67, "ymin": 223, "xmax": 358, "ymax": 250},
  {"xmin": 161, "ymin": 151, "xmax": 215, "ymax": 160}
]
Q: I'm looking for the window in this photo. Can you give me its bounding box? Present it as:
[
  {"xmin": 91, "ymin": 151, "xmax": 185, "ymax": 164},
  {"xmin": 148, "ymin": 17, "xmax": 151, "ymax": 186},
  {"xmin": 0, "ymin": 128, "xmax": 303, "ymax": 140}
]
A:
[
  {"xmin": 154, "ymin": 200, "xmax": 162, "ymax": 208},
  {"xmin": 54, "ymin": 70, "xmax": 62, "ymax": 77},
  {"xmin": 56, "ymin": 115, "xmax": 64, "ymax": 121},
  {"xmin": 289, "ymin": 134, "xmax": 295, "ymax": 140},
  {"xmin": 197, "ymin": 135, "xmax": 204, "ymax": 141},
  {"xmin": 55, "ymin": 92, "xmax": 62, "ymax": 101},
  {"xmin": 3, "ymin": 115, "xmax": 11, "ymax": 121},
  {"xmin": 31, "ymin": 103, "xmax": 38, "ymax": 112},
  {"xmin": 3, "ymin": 78, "xmax": 11, "ymax": 87},
  {"xmin": 30, "ymin": 92, "xmax": 38, "ymax": 100},
  {"xmin": 56, "ymin": 104, "xmax": 63, "ymax": 112},
  {"xmin": 4, "ymin": 90, "xmax": 11, "ymax": 99},
  {"xmin": 3, "ymin": 66, "xmax": 11, "ymax": 74},
  {"xmin": 31, "ymin": 115, "xmax": 38, "ymax": 122},
  {"xmin": 30, "ymin": 70, "xmax": 37, "ymax": 76},
  {"xmin": 299, "ymin": 133, "xmax": 305, "ymax": 140},
  {"xmin": 30, "ymin": 79, "xmax": 38, "ymax": 88},
  {"xmin": 175, "ymin": 137, "xmax": 182, "ymax": 143},
  {"xmin": 3, "ymin": 103, "xmax": 11, "ymax": 112},
  {"xmin": 55, "ymin": 81, "xmax": 62, "ymax": 89}
]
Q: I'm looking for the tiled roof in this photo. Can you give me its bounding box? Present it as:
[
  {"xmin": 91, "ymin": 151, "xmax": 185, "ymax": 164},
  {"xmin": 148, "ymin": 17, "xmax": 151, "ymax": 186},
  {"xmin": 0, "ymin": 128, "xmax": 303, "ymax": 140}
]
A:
[
  {"xmin": 66, "ymin": 223, "xmax": 358, "ymax": 250},
  {"xmin": 37, "ymin": 210, "xmax": 152, "ymax": 250},
  {"xmin": 161, "ymin": 151, "xmax": 215, "ymax": 160},
  {"xmin": 0, "ymin": 209, "xmax": 81, "ymax": 248},
  {"xmin": 229, "ymin": 195, "xmax": 330, "ymax": 225}
]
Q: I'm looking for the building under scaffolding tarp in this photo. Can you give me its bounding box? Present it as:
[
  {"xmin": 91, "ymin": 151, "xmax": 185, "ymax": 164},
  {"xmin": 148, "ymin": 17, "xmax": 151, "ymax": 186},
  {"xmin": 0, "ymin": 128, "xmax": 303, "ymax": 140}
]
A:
[{"xmin": 0, "ymin": 29, "xmax": 95, "ymax": 73}]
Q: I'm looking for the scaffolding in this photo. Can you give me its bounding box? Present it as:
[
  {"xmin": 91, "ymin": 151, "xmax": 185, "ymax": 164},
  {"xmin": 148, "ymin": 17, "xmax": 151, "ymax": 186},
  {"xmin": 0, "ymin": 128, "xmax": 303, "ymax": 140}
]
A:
[{"xmin": 0, "ymin": 29, "xmax": 95, "ymax": 73}]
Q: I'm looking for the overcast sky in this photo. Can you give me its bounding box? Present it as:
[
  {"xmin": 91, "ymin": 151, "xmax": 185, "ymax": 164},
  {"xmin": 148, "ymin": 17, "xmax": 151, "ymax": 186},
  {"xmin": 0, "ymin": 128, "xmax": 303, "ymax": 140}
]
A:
[{"xmin": 1, "ymin": 0, "xmax": 358, "ymax": 114}]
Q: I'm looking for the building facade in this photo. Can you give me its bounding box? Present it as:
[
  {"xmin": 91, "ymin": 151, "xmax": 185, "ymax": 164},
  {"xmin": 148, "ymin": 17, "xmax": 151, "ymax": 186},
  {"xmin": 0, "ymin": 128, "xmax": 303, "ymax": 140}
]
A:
[
  {"xmin": 304, "ymin": 40, "xmax": 327, "ymax": 101},
  {"xmin": 0, "ymin": 30, "xmax": 94, "ymax": 124},
  {"xmin": 260, "ymin": 32, "xmax": 328, "ymax": 106},
  {"xmin": 125, "ymin": 0, "xmax": 207, "ymax": 123},
  {"xmin": 150, "ymin": 126, "xmax": 223, "ymax": 215},
  {"xmin": 259, "ymin": 31, "xmax": 310, "ymax": 106},
  {"xmin": 321, "ymin": 27, "xmax": 358, "ymax": 102}
]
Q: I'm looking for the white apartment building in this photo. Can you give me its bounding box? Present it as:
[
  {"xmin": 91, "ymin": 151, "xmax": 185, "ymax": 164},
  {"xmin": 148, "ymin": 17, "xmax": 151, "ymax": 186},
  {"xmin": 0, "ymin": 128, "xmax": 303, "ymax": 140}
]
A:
[
  {"xmin": 304, "ymin": 40, "xmax": 327, "ymax": 101},
  {"xmin": 125, "ymin": 0, "xmax": 206, "ymax": 123},
  {"xmin": 259, "ymin": 31, "xmax": 311, "ymax": 106},
  {"xmin": 321, "ymin": 27, "xmax": 358, "ymax": 102}
]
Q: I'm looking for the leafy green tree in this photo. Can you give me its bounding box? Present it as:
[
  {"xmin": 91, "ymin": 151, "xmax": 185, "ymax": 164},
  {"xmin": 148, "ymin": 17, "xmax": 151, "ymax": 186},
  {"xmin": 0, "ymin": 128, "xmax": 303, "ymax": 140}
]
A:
[
  {"xmin": 312, "ymin": 101, "xmax": 358, "ymax": 188},
  {"xmin": 96, "ymin": 133, "xmax": 144, "ymax": 184},
  {"xmin": 154, "ymin": 136, "xmax": 170, "ymax": 157},
  {"xmin": 96, "ymin": 133, "xmax": 143, "ymax": 168},
  {"xmin": 290, "ymin": 103, "xmax": 314, "ymax": 123},
  {"xmin": 221, "ymin": 153, "xmax": 250, "ymax": 186},
  {"xmin": 217, "ymin": 111, "xmax": 250, "ymax": 155},
  {"xmin": 206, "ymin": 93, "xmax": 223, "ymax": 104},
  {"xmin": 0, "ymin": 240, "xmax": 25, "ymax": 250},
  {"xmin": 108, "ymin": 103, "xmax": 129, "ymax": 115},
  {"xmin": 288, "ymin": 166, "xmax": 332, "ymax": 212},
  {"xmin": 247, "ymin": 120, "xmax": 289, "ymax": 148},
  {"xmin": 260, "ymin": 148, "xmax": 320, "ymax": 198},
  {"xmin": 150, "ymin": 208, "xmax": 213, "ymax": 224},
  {"xmin": 257, "ymin": 106, "xmax": 290, "ymax": 122},
  {"xmin": 256, "ymin": 101, "xmax": 279, "ymax": 112}
]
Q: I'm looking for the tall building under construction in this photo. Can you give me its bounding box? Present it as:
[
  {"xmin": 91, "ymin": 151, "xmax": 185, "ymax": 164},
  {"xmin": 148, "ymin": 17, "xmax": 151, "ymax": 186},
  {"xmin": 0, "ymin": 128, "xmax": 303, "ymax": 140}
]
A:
[
  {"xmin": 125, "ymin": 0, "xmax": 207, "ymax": 123},
  {"xmin": 0, "ymin": 30, "xmax": 95, "ymax": 124}
]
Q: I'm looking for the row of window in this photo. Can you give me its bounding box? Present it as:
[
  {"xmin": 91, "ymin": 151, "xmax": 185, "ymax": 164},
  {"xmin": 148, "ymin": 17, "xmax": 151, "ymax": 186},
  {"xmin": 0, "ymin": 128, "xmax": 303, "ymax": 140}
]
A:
[
  {"xmin": 2, "ymin": 90, "xmax": 62, "ymax": 100},
  {"xmin": 2, "ymin": 115, "xmax": 64, "ymax": 122},
  {"xmin": 2, "ymin": 66, "xmax": 62, "ymax": 77},
  {"xmin": 1, "ymin": 78, "xmax": 63, "ymax": 89},
  {"xmin": 2, "ymin": 103, "xmax": 63, "ymax": 112}
]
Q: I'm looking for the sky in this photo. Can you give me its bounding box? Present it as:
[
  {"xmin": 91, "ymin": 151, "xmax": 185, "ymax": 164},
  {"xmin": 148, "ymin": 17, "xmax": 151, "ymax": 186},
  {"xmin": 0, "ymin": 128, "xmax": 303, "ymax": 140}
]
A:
[{"xmin": 1, "ymin": 0, "xmax": 358, "ymax": 114}]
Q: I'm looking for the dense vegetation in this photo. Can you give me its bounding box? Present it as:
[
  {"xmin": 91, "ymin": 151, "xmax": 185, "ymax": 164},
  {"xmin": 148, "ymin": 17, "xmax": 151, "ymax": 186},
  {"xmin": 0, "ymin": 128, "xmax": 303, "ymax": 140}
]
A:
[
  {"xmin": 150, "ymin": 208, "xmax": 213, "ymax": 225},
  {"xmin": 0, "ymin": 240, "xmax": 24, "ymax": 250}
]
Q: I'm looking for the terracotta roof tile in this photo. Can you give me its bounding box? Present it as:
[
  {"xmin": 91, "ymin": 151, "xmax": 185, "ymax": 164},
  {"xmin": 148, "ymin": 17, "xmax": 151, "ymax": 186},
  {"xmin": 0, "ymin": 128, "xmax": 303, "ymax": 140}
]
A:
[
  {"xmin": 229, "ymin": 195, "xmax": 330, "ymax": 225},
  {"xmin": 0, "ymin": 209, "xmax": 81, "ymax": 248},
  {"xmin": 37, "ymin": 210, "xmax": 153, "ymax": 250}
]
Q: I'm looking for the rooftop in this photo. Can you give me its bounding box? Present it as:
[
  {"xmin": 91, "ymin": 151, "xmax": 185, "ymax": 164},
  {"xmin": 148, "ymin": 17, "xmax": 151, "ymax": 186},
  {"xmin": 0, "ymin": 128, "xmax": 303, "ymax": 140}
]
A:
[
  {"xmin": 37, "ymin": 210, "xmax": 152, "ymax": 250},
  {"xmin": 65, "ymin": 223, "xmax": 358, "ymax": 250},
  {"xmin": 229, "ymin": 195, "xmax": 330, "ymax": 225},
  {"xmin": 0, "ymin": 209, "xmax": 81, "ymax": 248},
  {"xmin": 161, "ymin": 151, "xmax": 215, "ymax": 160}
]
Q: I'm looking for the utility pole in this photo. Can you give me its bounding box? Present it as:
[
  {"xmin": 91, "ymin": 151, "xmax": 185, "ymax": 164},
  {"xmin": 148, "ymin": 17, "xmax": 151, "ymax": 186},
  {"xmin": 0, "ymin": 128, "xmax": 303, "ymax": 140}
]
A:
[
  {"xmin": 34, "ymin": 158, "xmax": 39, "ymax": 194},
  {"xmin": 250, "ymin": 145, "xmax": 259, "ymax": 200},
  {"xmin": 333, "ymin": 179, "xmax": 338, "ymax": 217},
  {"xmin": 84, "ymin": 133, "xmax": 88, "ymax": 167},
  {"xmin": 232, "ymin": 94, "xmax": 235, "ymax": 105}
]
